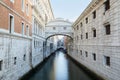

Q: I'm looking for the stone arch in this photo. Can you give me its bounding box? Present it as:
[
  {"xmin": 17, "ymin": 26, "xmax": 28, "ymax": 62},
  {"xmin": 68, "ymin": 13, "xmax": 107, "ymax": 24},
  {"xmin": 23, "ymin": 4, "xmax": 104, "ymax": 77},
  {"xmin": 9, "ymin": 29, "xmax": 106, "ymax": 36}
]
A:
[{"xmin": 46, "ymin": 34, "xmax": 73, "ymax": 40}]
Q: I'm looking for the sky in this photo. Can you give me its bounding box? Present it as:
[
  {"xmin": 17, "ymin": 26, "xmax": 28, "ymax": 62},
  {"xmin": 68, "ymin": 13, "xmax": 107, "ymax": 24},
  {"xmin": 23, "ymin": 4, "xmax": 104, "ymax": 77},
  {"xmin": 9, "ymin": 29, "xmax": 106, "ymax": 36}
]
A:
[{"xmin": 50, "ymin": 0, "xmax": 92, "ymax": 22}]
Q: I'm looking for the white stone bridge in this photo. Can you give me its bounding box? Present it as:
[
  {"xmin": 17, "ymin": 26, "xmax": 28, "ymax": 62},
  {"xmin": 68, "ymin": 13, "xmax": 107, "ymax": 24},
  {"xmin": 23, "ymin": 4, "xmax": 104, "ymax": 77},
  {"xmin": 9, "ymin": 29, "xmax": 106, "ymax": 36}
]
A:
[
  {"xmin": 43, "ymin": 18, "xmax": 73, "ymax": 58},
  {"xmin": 45, "ymin": 18, "xmax": 73, "ymax": 40}
]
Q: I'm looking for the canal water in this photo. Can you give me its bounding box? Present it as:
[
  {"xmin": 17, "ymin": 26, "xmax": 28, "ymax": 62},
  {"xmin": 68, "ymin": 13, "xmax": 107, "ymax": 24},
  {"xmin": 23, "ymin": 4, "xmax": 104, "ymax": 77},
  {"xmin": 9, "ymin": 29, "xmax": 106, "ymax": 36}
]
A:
[{"xmin": 28, "ymin": 51, "xmax": 93, "ymax": 80}]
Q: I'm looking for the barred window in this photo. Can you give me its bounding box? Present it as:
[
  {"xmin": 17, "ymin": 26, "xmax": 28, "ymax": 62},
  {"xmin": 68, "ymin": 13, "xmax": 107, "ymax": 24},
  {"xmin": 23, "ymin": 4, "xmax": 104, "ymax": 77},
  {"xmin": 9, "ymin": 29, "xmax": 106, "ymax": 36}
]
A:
[
  {"xmin": 85, "ymin": 51, "xmax": 88, "ymax": 57},
  {"xmin": 104, "ymin": 0, "xmax": 110, "ymax": 11},
  {"xmin": 104, "ymin": 56, "xmax": 110, "ymax": 66},
  {"xmin": 86, "ymin": 18, "xmax": 88, "ymax": 24},
  {"xmin": 93, "ymin": 53, "xmax": 96, "ymax": 61},
  {"xmin": 86, "ymin": 33, "xmax": 88, "ymax": 39},
  {"xmin": 0, "ymin": 60, "xmax": 3, "ymax": 71},
  {"xmin": 93, "ymin": 11, "xmax": 96, "ymax": 19},
  {"xmin": 105, "ymin": 24, "xmax": 111, "ymax": 35},
  {"xmin": 93, "ymin": 29, "xmax": 96, "ymax": 37}
]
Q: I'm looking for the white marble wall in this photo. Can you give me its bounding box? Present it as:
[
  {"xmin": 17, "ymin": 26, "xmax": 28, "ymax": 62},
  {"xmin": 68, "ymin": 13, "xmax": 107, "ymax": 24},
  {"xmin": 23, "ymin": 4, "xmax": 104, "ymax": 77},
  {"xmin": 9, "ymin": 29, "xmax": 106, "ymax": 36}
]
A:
[
  {"xmin": 70, "ymin": 0, "xmax": 120, "ymax": 80},
  {"xmin": 32, "ymin": 36, "xmax": 44, "ymax": 68},
  {"xmin": 32, "ymin": 16, "xmax": 45, "ymax": 68},
  {"xmin": 0, "ymin": 32, "xmax": 32, "ymax": 80}
]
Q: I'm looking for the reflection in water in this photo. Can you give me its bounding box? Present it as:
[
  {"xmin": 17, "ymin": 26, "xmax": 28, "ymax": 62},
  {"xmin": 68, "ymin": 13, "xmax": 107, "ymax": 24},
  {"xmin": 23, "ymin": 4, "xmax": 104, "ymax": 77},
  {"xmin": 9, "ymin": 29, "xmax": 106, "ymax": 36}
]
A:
[
  {"xmin": 29, "ymin": 51, "xmax": 93, "ymax": 80},
  {"xmin": 54, "ymin": 52, "xmax": 68, "ymax": 80}
]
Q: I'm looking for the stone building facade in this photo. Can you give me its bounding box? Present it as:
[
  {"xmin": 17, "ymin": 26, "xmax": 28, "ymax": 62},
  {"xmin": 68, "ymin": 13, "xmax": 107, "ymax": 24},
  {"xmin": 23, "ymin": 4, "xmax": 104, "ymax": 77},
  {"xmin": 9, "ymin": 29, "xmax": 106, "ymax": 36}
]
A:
[
  {"xmin": 31, "ymin": 0, "xmax": 54, "ymax": 68},
  {"xmin": 0, "ymin": 0, "xmax": 32, "ymax": 80},
  {"xmin": 69, "ymin": 0, "xmax": 120, "ymax": 80}
]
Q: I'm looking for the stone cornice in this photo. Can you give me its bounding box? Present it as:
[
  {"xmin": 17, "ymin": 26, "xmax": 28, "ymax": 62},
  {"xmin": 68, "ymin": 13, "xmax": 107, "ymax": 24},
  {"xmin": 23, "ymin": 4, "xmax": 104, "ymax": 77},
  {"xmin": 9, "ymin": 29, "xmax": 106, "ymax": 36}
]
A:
[
  {"xmin": 0, "ymin": 29, "xmax": 32, "ymax": 40},
  {"xmin": 47, "ymin": 19, "xmax": 72, "ymax": 24},
  {"xmin": 73, "ymin": 0, "xmax": 105, "ymax": 27},
  {"xmin": 48, "ymin": 0, "xmax": 55, "ymax": 19},
  {"xmin": 46, "ymin": 25, "xmax": 72, "ymax": 27}
]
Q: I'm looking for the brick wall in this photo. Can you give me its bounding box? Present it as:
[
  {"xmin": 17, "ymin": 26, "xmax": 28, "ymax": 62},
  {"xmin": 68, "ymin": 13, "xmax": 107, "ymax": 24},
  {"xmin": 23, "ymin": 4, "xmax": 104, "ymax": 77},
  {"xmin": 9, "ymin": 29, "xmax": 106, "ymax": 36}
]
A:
[{"xmin": 0, "ymin": 0, "xmax": 32, "ymax": 36}]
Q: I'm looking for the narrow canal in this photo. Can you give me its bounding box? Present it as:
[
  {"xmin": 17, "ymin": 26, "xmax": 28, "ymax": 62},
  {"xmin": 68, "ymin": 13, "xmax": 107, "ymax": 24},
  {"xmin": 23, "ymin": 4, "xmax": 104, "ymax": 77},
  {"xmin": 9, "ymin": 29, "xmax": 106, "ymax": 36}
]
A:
[{"xmin": 27, "ymin": 51, "xmax": 95, "ymax": 80}]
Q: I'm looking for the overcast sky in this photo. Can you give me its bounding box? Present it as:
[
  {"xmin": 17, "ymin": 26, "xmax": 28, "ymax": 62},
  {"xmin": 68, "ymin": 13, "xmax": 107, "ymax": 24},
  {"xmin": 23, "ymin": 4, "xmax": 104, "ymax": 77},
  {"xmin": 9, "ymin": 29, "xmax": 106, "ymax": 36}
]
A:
[{"xmin": 50, "ymin": 0, "xmax": 91, "ymax": 22}]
